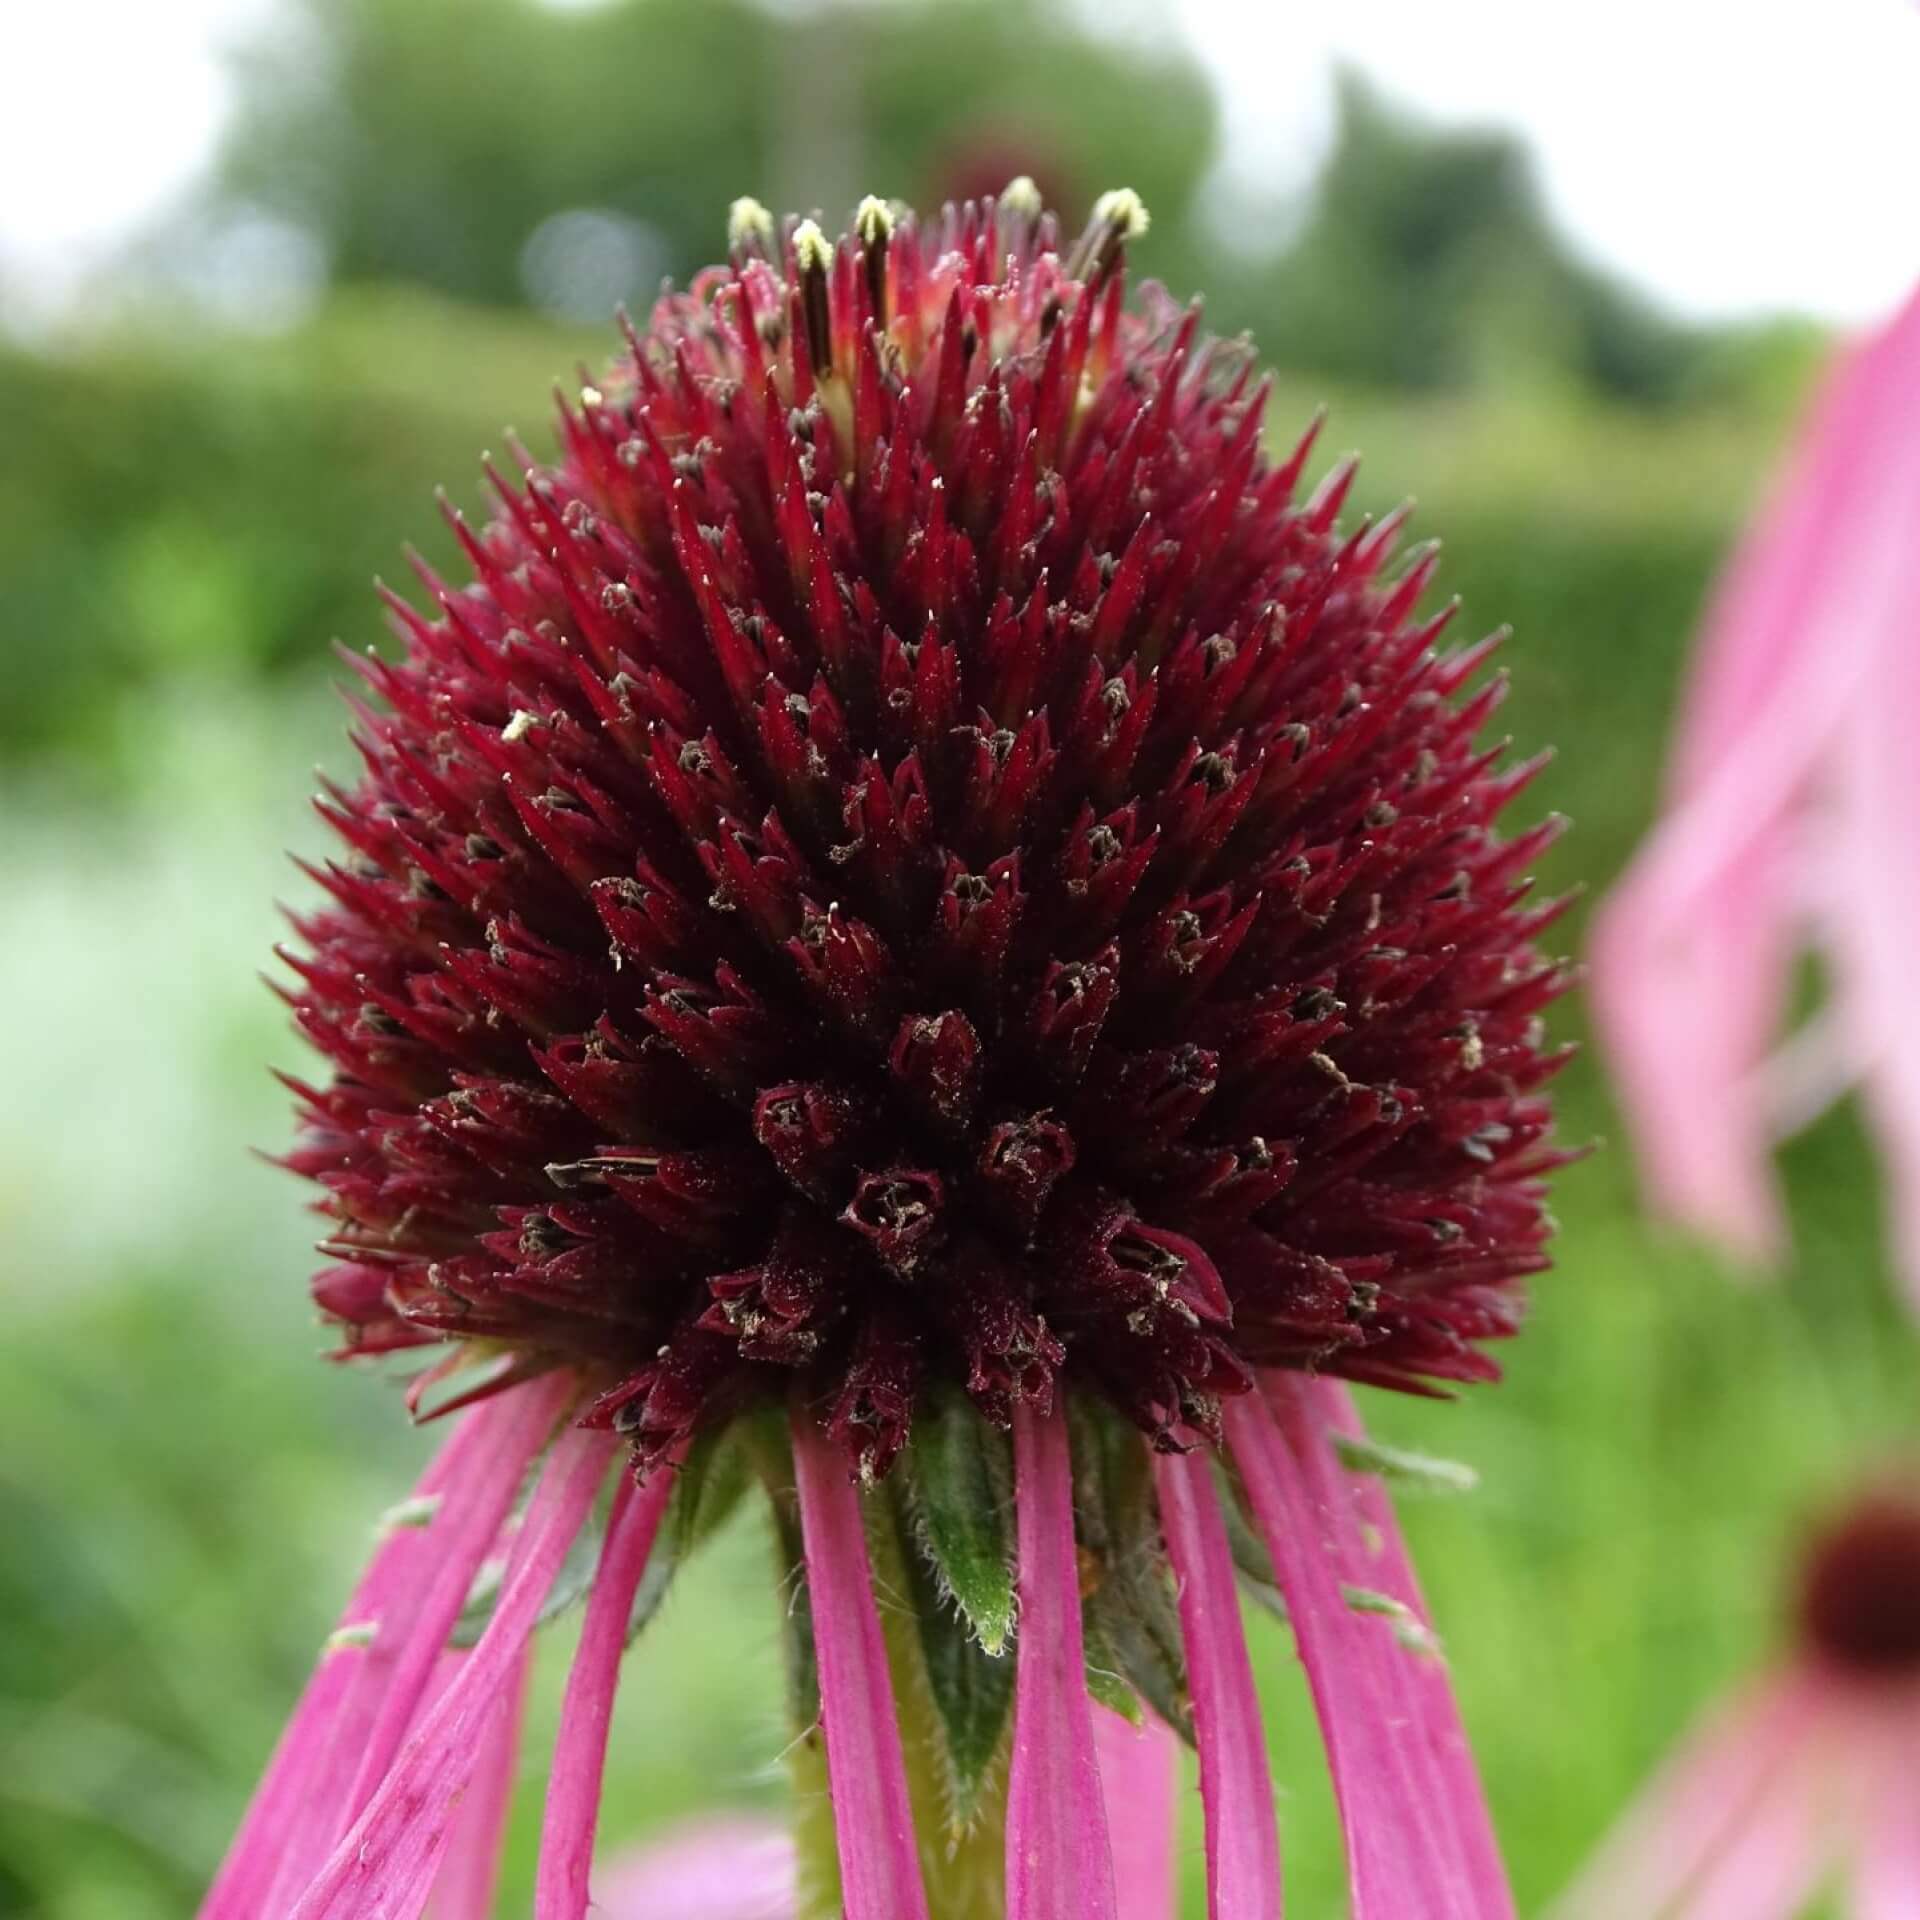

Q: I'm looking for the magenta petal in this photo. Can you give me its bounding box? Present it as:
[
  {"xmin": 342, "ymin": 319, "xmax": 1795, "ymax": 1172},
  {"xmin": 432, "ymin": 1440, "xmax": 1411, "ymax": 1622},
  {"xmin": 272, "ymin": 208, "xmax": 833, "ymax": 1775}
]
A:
[
  {"xmin": 199, "ymin": 1385, "xmax": 543, "ymax": 1920},
  {"xmin": 1591, "ymin": 286, "xmax": 1920, "ymax": 1290},
  {"xmin": 258, "ymin": 1374, "xmax": 573, "ymax": 1912},
  {"xmin": 426, "ymin": 1642, "xmax": 530, "ymax": 1920},
  {"xmin": 597, "ymin": 1817, "xmax": 797, "ymax": 1920},
  {"xmin": 1093, "ymin": 1707, "xmax": 1181, "ymax": 1920},
  {"xmin": 288, "ymin": 1421, "xmax": 617, "ymax": 1920},
  {"xmin": 1829, "ymin": 318, "xmax": 1920, "ymax": 1319},
  {"xmin": 1153, "ymin": 1448, "xmax": 1281, "ymax": 1918},
  {"xmin": 789, "ymin": 1410, "xmax": 932, "ymax": 1920},
  {"xmin": 1853, "ymin": 1703, "xmax": 1920, "ymax": 1920},
  {"xmin": 1006, "ymin": 1396, "xmax": 1118, "ymax": 1920},
  {"xmin": 1584, "ymin": 339, "xmax": 1876, "ymax": 1265},
  {"xmin": 1225, "ymin": 1386, "xmax": 1428, "ymax": 1917},
  {"xmin": 1549, "ymin": 1675, "xmax": 1825, "ymax": 1920},
  {"xmin": 1309, "ymin": 1381, "xmax": 1513, "ymax": 1918},
  {"xmin": 1666, "ymin": 1745, "xmax": 1823, "ymax": 1920},
  {"xmin": 336, "ymin": 1376, "xmax": 573, "ymax": 1818},
  {"xmin": 535, "ymin": 1465, "xmax": 678, "ymax": 1919}
]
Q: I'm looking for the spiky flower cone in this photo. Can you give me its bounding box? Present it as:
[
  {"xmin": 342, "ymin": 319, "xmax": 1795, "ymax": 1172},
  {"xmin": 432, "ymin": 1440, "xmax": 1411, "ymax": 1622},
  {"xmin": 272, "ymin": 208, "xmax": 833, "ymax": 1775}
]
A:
[{"xmin": 218, "ymin": 186, "xmax": 1572, "ymax": 1920}]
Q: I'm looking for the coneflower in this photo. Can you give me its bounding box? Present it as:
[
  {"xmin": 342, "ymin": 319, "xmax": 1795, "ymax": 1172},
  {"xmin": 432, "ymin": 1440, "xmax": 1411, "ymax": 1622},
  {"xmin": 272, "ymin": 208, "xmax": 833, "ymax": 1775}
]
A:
[
  {"xmin": 210, "ymin": 183, "xmax": 1572, "ymax": 1920},
  {"xmin": 1554, "ymin": 1477, "xmax": 1920, "ymax": 1919}
]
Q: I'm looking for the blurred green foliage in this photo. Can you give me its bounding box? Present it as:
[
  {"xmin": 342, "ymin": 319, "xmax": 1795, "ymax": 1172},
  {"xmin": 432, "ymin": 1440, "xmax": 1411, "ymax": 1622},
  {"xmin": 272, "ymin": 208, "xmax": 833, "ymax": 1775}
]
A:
[
  {"xmin": 4, "ymin": 271, "xmax": 1909, "ymax": 1920},
  {"xmin": 184, "ymin": 1, "xmax": 1823, "ymax": 415},
  {"xmin": 1254, "ymin": 76, "xmax": 1723, "ymax": 405},
  {"xmin": 205, "ymin": 0, "xmax": 1217, "ymax": 309}
]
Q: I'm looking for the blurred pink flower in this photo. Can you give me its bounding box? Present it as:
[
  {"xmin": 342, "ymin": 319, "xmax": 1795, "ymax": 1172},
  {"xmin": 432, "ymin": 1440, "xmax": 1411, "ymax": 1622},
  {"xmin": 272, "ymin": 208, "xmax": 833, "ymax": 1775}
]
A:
[
  {"xmin": 1552, "ymin": 1481, "xmax": 1920, "ymax": 1919},
  {"xmin": 1589, "ymin": 287, "xmax": 1920, "ymax": 1305},
  {"xmin": 596, "ymin": 1816, "xmax": 796, "ymax": 1920}
]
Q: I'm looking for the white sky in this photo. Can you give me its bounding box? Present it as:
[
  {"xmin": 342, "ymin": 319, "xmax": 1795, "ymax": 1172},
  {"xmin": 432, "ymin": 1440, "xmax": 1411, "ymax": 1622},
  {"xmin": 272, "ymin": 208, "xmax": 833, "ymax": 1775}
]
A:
[{"xmin": 3, "ymin": 0, "xmax": 1918, "ymax": 326}]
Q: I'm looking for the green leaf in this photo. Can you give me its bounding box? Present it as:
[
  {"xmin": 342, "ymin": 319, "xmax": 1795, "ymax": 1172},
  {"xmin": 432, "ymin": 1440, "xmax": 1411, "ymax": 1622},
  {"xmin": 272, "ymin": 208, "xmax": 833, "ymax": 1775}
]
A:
[
  {"xmin": 887, "ymin": 1482, "xmax": 1016, "ymax": 1834},
  {"xmin": 1213, "ymin": 1458, "xmax": 1288, "ymax": 1623},
  {"xmin": 622, "ymin": 1422, "xmax": 760, "ymax": 1647},
  {"xmin": 668, "ymin": 1422, "xmax": 755, "ymax": 1557},
  {"xmin": 1088, "ymin": 1573, "xmax": 1192, "ymax": 1741},
  {"xmin": 735, "ymin": 1413, "xmax": 821, "ymax": 1729},
  {"xmin": 452, "ymin": 1507, "xmax": 604, "ymax": 1650},
  {"xmin": 1067, "ymin": 1396, "xmax": 1194, "ymax": 1742},
  {"xmin": 901, "ymin": 1383, "xmax": 1016, "ymax": 1655},
  {"xmin": 1332, "ymin": 1431, "xmax": 1479, "ymax": 1495},
  {"xmin": 1080, "ymin": 1609, "xmax": 1143, "ymax": 1726},
  {"xmin": 1341, "ymin": 1583, "xmax": 1443, "ymax": 1657}
]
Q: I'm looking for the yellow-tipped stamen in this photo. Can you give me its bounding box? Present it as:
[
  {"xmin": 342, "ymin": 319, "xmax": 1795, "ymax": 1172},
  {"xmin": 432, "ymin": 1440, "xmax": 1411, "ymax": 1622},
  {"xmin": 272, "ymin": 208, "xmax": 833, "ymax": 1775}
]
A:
[
  {"xmin": 855, "ymin": 195, "xmax": 895, "ymax": 330},
  {"xmin": 792, "ymin": 217, "xmax": 836, "ymax": 376},
  {"xmin": 728, "ymin": 195, "xmax": 775, "ymax": 265}
]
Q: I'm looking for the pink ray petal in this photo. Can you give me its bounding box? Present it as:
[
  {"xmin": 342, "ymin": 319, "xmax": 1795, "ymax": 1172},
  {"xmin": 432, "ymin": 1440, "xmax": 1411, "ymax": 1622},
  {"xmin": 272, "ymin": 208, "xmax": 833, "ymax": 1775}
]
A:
[
  {"xmin": 260, "ymin": 1373, "xmax": 573, "ymax": 1912},
  {"xmin": 1153, "ymin": 1447, "xmax": 1281, "ymax": 1918},
  {"xmin": 1667, "ymin": 329, "xmax": 1889, "ymax": 793},
  {"xmin": 287, "ymin": 1420, "xmax": 618, "ymax": 1920},
  {"xmin": 1828, "ymin": 301, "xmax": 1920, "ymax": 1316},
  {"xmin": 1225, "ymin": 1385, "xmax": 1428, "ymax": 1918},
  {"xmin": 1308, "ymin": 1380, "xmax": 1513, "ymax": 1918},
  {"xmin": 596, "ymin": 1816, "xmax": 797, "ymax": 1920},
  {"xmin": 1094, "ymin": 1706, "xmax": 1181, "ymax": 1920},
  {"xmin": 1591, "ymin": 285, "xmax": 1920, "ymax": 1289},
  {"xmin": 1667, "ymin": 1738, "xmax": 1824, "ymax": 1920},
  {"xmin": 198, "ymin": 1382, "xmax": 549, "ymax": 1920},
  {"xmin": 1007, "ymin": 1396, "xmax": 1119, "ymax": 1920},
  {"xmin": 336, "ymin": 1376, "xmax": 573, "ymax": 1814},
  {"xmin": 427, "ymin": 1640, "xmax": 529, "ymax": 1920},
  {"xmin": 1588, "ymin": 846, "xmax": 1795, "ymax": 1264},
  {"xmin": 535, "ymin": 1463, "xmax": 679, "ymax": 1919},
  {"xmin": 789, "ymin": 1410, "xmax": 932, "ymax": 1920},
  {"xmin": 1850, "ymin": 1700, "xmax": 1920, "ymax": 1920},
  {"xmin": 1548, "ymin": 1671, "xmax": 1829, "ymax": 1920}
]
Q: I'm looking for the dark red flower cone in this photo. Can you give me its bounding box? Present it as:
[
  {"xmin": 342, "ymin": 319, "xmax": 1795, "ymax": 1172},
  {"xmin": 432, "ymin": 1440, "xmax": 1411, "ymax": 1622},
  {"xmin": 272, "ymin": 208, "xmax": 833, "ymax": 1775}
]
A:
[{"xmin": 284, "ymin": 185, "xmax": 1568, "ymax": 1477}]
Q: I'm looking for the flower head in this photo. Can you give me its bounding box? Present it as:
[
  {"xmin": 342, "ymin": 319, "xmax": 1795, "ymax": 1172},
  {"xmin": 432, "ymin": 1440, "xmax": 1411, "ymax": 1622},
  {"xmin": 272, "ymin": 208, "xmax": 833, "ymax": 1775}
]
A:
[
  {"xmin": 1589, "ymin": 285, "xmax": 1920, "ymax": 1307},
  {"xmin": 218, "ymin": 186, "xmax": 1570, "ymax": 1920},
  {"xmin": 1555, "ymin": 1477, "xmax": 1920, "ymax": 1919},
  {"xmin": 286, "ymin": 187, "xmax": 1565, "ymax": 1476}
]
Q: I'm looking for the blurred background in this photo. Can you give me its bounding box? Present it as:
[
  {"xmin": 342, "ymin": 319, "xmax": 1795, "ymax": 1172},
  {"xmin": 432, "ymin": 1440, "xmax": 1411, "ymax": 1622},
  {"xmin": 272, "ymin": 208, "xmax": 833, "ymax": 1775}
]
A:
[{"xmin": 5, "ymin": 1, "xmax": 1919, "ymax": 1914}]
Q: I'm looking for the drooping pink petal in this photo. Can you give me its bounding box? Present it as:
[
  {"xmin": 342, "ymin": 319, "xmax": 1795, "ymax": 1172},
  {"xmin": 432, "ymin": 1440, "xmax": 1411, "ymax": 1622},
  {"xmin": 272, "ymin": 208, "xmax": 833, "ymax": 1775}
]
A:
[
  {"xmin": 287, "ymin": 1420, "xmax": 617, "ymax": 1920},
  {"xmin": 1590, "ymin": 286, "xmax": 1920, "ymax": 1286},
  {"xmin": 260, "ymin": 1373, "xmax": 572, "ymax": 1912},
  {"xmin": 534, "ymin": 1464, "xmax": 679, "ymax": 1919},
  {"xmin": 1548, "ymin": 1672, "xmax": 1828, "ymax": 1920},
  {"xmin": 789, "ymin": 1409, "xmax": 932, "ymax": 1920},
  {"xmin": 1093, "ymin": 1707, "xmax": 1181, "ymax": 1920},
  {"xmin": 1308, "ymin": 1380, "xmax": 1513, "ymax": 1918},
  {"xmin": 1666, "ymin": 1740, "xmax": 1824, "ymax": 1920},
  {"xmin": 1825, "ymin": 298, "xmax": 1920, "ymax": 1317},
  {"xmin": 1850, "ymin": 1698, "xmax": 1920, "ymax": 1920},
  {"xmin": 199, "ymin": 1382, "xmax": 548, "ymax": 1920},
  {"xmin": 1153, "ymin": 1448, "xmax": 1281, "ymax": 1918},
  {"xmin": 338, "ymin": 1375, "xmax": 573, "ymax": 1811},
  {"xmin": 1225, "ymin": 1386, "xmax": 1427, "ymax": 1918},
  {"xmin": 426, "ymin": 1641, "xmax": 529, "ymax": 1920},
  {"xmin": 596, "ymin": 1817, "xmax": 797, "ymax": 1920},
  {"xmin": 1007, "ymin": 1396, "xmax": 1119, "ymax": 1920}
]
